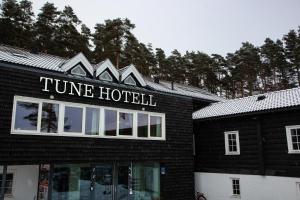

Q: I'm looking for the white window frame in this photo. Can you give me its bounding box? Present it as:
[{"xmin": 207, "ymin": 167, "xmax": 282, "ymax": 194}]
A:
[
  {"xmin": 286, "ymin": 125, "xmax": 300, "ymax": 154},
  {"xmin": 224, "ymin": 131, "xmax": 240, "ymax": 155},
  {"xmin": 62, "ymin": 103, "xmax": 85, "ymax": 135},
  {"xmin": 137, "ymin": 113, "xmax": 149, "ymax": 138},
  {"xmin": 11, "ymin": 96, "xmax": 166, "ymax": 141},
  {"xmin": 231, "ymin": 177, "xmax": 241, "ymax": 197},
  {"xmin": 149, "ymin": 114, "xmax": 165, "ymax": 139}
]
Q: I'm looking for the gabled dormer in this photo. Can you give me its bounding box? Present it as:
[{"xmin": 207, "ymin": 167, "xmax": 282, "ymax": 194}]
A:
[
  {"xmin": 119, "ymin": 64, "xmax": 147, "ymax": 87},
  {"xmin": 60, "ymin": 53, "xmax": 94, "ymax": 78},
  {"xmin": 95, "ymin": 59, "xmax": 119, "ymax": 82}
]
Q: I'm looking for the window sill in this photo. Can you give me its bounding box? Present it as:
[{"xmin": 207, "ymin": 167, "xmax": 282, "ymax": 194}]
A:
[
  {"xmin": 11, "ymin": 131, "xmax": 166, "ymax": 141},
  {"xmin": 288, "ymin": 150, "xmax": 300, "ymax": 154},
  {"xmin": 225, "ymin": 152, "xmax": 240, "ymax": 156},
  {"xmin": 231, "ymin": 195, "xmax": 241, "ymax": 198}
]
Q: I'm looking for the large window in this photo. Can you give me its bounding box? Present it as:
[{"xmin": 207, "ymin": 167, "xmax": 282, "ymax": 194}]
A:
[
  {"xmin": 286, "ymin": 125, "xmax": 300, "ymax": 153},
  {"xmin": 12, "ymin": 96, "xmax": 165, "ymax": 140},
  {"xmin": 14, "ymin": 101, "xmax": 39, "ymax": 131},
  {"xmin": 138, "ymin": 113, "xmax": 148, "ymax": 138},
  {"xmin": 64, "ymin": 106, "xmax": 83, "ymax": 133},
  {"xmin": 150, "ymin": 116, "xmax": 162, "ymax": 137},
  {"xmin": 41, "ymin": 103, "xmax": 59, "ymax": 133},
  {"xmin": 85, "ymin": 107, "xmax": 99, "ymax": 135},
  {"xmin": 104, "ymin": 109, "xmax": 117, "ymax": 136},
  {"xmin": 224, "ymin": 131, "xmax": 240, "ymax": 155},
  {"xmin": 119, "ymin": 112, "xmax": 133, "ymax": 136}
]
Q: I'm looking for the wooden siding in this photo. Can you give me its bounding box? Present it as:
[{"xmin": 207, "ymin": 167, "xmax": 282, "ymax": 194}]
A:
[
  {"xmin": 0, "ymin": 63, "xmax": 195, "ymax": 200},
  {"xmin": 194, "ymin": 109, "xmax": 300, "ymax": 178}
]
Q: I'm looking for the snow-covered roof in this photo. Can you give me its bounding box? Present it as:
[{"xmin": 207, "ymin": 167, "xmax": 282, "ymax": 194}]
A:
[
  {"xmin": 0, "ymin": 44, "xmax": 223, "ymax": 102},
  {"xmin": 0, "ymin": 45, "xmax": 67, "ymax": 71},
  {"xmin": 193, "ymin": 87, "xmax": 300, "ymax": 119},
  {"xmin": 145, "ymin": 78, "xmax": 225, "ymax": 102}
]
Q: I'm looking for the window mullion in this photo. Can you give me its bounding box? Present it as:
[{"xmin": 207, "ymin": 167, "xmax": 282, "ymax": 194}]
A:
[
  {"xmin": 58, "ymin": 103, "xmax": 65, "ymax": 135},
  {"xmin": 133, "ymin": 112, "xmax": 138, "ymax": 138},
  {"xmin": 37, "ymin": 101, "xmax": 42, "ymax": 133},
  {"xmin": 82, "ymin": 106, "xmax": 86, "ymax": 135}
]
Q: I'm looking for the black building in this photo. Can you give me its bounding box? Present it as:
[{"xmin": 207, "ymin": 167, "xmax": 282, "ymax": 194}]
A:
[
  {"xmin": 193, "ymin": 88, "xmax": 300, "ymax": 200},
  {"xmin": 0, "ymin": 45, "xmax": 222, "ymax": 200}
]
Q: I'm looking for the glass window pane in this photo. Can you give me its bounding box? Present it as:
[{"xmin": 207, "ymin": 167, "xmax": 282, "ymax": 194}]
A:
[
  {"xmin": 64, "ymin": 106, "xmax": 83, "ymax": 133},
  {"xmin": 104, "ymin": 109, "xmax": 117, "ymax": 136},
  {"xmin": 52, "ymin": 164, "xmax": 91, "ymax": 200},
  {"xmin": 38, "ymin": 164, "xmax": 50, "ymax": 200},
  {"xmin": 85, "ymin": 108, "xmax": 99, "ymax": 135},
  {"xmin": 41, "ymin": 103, "xmax": 59, "ymax": 133},
  {"xmin": 150, "ymin": 116, "xmax": 162, "ymax": 137},
  {"xmin": 138, "ymin": 113, "xmax": 148, "ymax": 137},
  {"xmin": 15, "ymin": 101, "xmax": 39, "ymax": 131},
  {"xmin": 132, "ymin": 163, "xmax": 160, "ymax": 199},
  {"xmin": 119, "ymin": 112, "xmax": 133, "ymax": 136}
]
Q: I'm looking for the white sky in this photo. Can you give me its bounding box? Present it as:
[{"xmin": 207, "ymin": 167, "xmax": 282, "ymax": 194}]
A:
[{"xmin": 31, "ymin": 0, "xmax": 300, "ymax": 56}]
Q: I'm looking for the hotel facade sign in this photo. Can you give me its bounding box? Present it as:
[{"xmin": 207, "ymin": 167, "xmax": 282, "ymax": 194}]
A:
[{"xmin": 40, "ymin": 76, "xmax": 157, "ymax": 106}]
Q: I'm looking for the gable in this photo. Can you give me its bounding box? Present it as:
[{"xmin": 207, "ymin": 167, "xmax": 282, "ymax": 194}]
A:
[
  {"xmin": 95, "ymin": 59, "xmax": 119, "ymax": 81},
  {"xmin": 120, "ymin": 64, "xmax": 146, "ymax": 87},
  {"xmin": 60, "ymin": 53, "xmax": 94, "ymax": 76}
]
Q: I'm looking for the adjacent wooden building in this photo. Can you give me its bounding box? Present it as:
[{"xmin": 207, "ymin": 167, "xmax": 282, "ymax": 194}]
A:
[{"xmin": 193, "ymin": 88, "xmax": 300, "ymax": 200}]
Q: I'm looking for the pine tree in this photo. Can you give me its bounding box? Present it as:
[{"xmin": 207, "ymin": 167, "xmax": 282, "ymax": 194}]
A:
[
  {"xmin": 283, "ymin": 29, "xmax": 300, "ymax": 86},
  {"xmin": 167, "ymin": 50, "xmax": 186, "ymax": 83},
  {"xmin": 0, "ymin": 0, "xmax": 34, "ymax": 48},
  {"xmin": 260, "ymin": 38, "xmax": 289, "ymax": 90},
  {"xmin": 93, "ymin": 18, "xmax": 135, "ymax": 67},
  {"xmin": 155, "ymin": 48, "xmax": 169, "ymax": 79},
  {"xmin": 54, "ymin": 6, "xmax": 83, "ymax": 57},
  {"xmin": 34, "ymin": 2, "xmax": 60, "ymax": 54}
]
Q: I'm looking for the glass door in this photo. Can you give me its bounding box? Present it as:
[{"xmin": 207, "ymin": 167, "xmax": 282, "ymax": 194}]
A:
[
  {"xmin": 115, "ymin": 164, "xmax": 131, "ymax": 200},
  {"xmin": 93, "ymin": 165, "xmax": 113, "ymax": 200}
]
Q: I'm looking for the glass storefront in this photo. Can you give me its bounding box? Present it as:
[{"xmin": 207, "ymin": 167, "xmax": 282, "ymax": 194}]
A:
[{"xmin": 0, "ymin": 163, "xmax": 160, "ymax": 200}]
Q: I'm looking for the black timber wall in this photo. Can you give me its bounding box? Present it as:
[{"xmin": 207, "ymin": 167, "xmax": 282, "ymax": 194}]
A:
[
  {"xmin": 0, "ymin": 63, "xmax": 194, "ymax": 200},
  {"xmin": 194, "ymin": 109, "xmax": 300, "ymax": 178}
]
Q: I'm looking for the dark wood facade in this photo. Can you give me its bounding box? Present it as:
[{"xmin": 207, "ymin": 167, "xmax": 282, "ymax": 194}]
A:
[
  {"xmin": 0, "ymin": 62, "xmax": 198, "ymax": 200},
  {"xmin": 194, "ymin": 108, "xmax": 300, "ymax": 178}
]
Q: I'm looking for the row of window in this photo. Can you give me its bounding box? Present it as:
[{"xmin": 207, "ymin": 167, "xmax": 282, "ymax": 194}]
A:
[
  {"xmin": 11, "ymin": 96, "xmax": 166, "ymax": 140},
  {"xmin": 224, "ymin": 126, "xmax": 300, "ymax": 155}
]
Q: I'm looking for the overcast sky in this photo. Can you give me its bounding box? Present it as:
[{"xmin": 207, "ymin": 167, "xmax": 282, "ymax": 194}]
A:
[{"xmin": 31, "ymin": 0, "xmax": 300, "ymax": 56}]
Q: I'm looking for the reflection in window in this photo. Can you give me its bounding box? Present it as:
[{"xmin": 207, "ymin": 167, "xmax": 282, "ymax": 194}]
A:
[
  {"xmin": 64, "ymin": 106, "xmax": 83, "ymax": 133},
  {"xmin": 41, "ymin": 103, "xmax": 59, "ymax": 133},
  {"xmin": 150, "ymin": 116, "xmax": 162, "ymax": 137},
  {"xmin": 0, "ymin": 173, "xmax": 13, "ymax": 196},
  {"xmin": 85, "ymin": 108, "xmax": 99, "ymax": 135},
  {"xmin": 104, "ymin": 109, "xmax": 117, "ymax": 136},
  {"xmin": 119, "ymin": 112, "xmax": 133, "ymax": 136},
  {"xmin": 38, "ymin": 164, "xmax": 50, "ymax": 200},
  {"xmin": 138, "ymin": 113, "xmax": 148, "ymax": 137},
  {"xmin": 132, "ymin": 163, "xmax": 160, "ymax": 200},
  {"xmin": 52, "ymin": 164, "xmax": 91, "ymax": 200},
  {"xmin": 15, "ymin": 101, "xmax": 39, "ymax": 131}
]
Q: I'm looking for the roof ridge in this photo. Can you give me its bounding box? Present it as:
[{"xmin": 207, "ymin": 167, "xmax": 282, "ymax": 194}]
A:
[{"xmin": 209, "ymin": 87, "xmax": 300, "ymax": 106}]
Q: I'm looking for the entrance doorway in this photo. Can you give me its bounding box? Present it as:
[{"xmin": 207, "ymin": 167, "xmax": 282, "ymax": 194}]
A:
[{"xmin": 38, "ymin": 162, "xmax": 160, "ymax": 200}]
